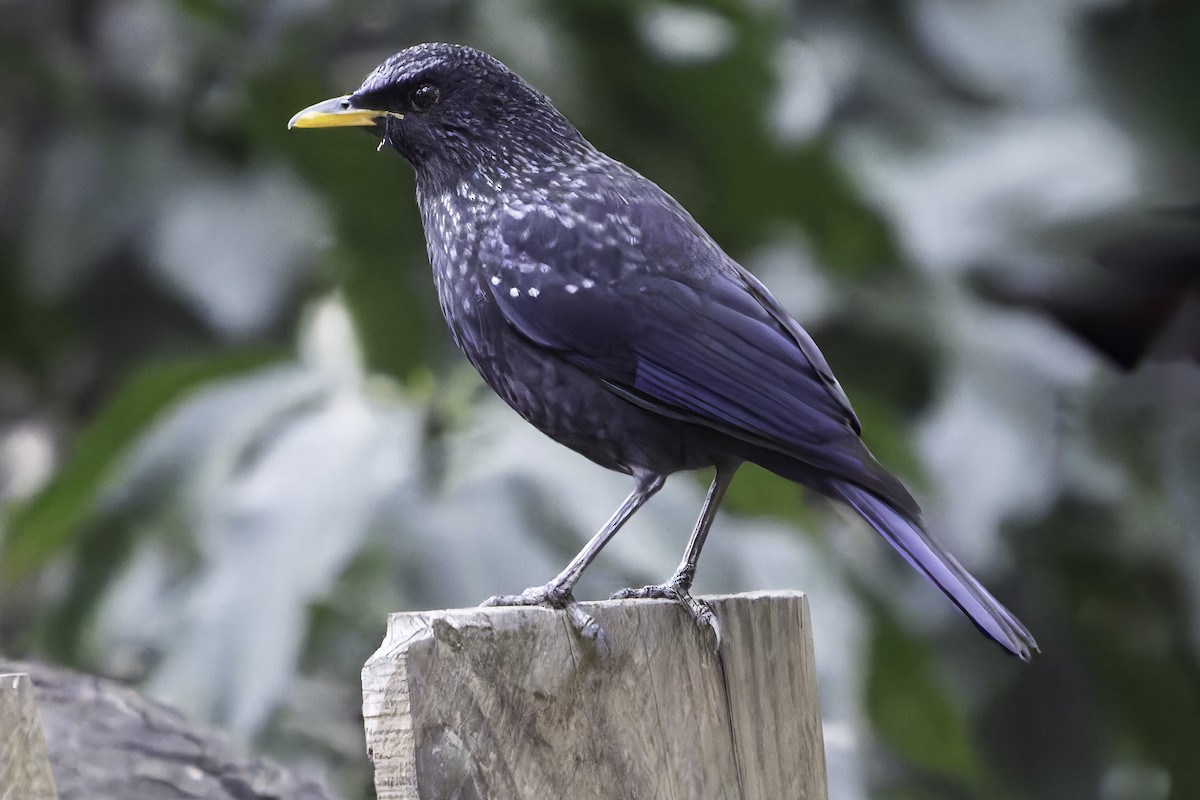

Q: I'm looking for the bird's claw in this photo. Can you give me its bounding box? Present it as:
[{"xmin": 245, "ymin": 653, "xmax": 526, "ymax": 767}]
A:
[
  {"xmin": 481, "ymin": 582, "xmax": 566, "ymax": 609},
  {"xmin": 610, "ymin": 582, "xmax": 721, "ymax": 652},
  {"xmin": 482, "ymin": 584, "xmax": 605, "ymax": 644}
]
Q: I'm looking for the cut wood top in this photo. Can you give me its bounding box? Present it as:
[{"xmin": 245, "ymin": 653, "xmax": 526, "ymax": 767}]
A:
[{"xmin": 362, "ymin": 591, "xmax": 827, "ymax": 800}]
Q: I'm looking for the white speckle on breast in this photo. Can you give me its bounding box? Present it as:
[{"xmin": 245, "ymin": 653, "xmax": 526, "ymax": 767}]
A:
[
  {"xmin": 528, "ymin": 287, "xmax": 540, "ymax": 298},
  {"xmin": 581, "ymin": 278, "xmax": 595, "ymax": 289},
  {"xmin": 565, "ymin": 284, "xmax": 578, "ymax": 294},
  {"xmin": 509, "ymin": 287, "xmax": 521, "ymax": 298},
  {"xmin": 491, "ymin": 275, "xmax": 502, "ymax": 285}
]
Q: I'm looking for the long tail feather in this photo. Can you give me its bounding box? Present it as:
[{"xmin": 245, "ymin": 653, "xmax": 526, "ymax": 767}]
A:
[{"xmin": 833, "ymin": 480, "xmax": 1039, "ymax": 660}]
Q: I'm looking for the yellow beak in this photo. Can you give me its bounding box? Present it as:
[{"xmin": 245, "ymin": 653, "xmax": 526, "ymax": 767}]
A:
[{"xmin": 288, "ymin": 95, "xmax": 401, "ymax": 129}]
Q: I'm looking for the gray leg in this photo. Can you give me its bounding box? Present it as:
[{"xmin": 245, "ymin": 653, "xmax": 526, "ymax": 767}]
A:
[
  {"xmin": 483, "ymin": 472, "xmax": 666, "ymax": 637},
  {"xmin": 612, "ymin": 463, "xmax": 739, "ymax": 650}
]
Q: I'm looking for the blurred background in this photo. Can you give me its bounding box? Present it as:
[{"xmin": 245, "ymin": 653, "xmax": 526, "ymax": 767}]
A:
[{"xmin": 2, "ymin": 0, "xmax": 1198, "ymax": 798}]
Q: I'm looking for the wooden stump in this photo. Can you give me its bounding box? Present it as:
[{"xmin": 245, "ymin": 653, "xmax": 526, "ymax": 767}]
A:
[
  {"xmin": 362, "ymin": 591, "xmax": 827, "ymax": 800},
  {"xmin": 0, "ymin": 659, "xmax": 334, "ymax": 800},
  {"xmin": 0, "ymin": 672, "xmax": 58, "ymax": 799}
]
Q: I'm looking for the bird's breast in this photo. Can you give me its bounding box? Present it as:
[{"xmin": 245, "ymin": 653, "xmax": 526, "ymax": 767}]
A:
[{"xmin": 412, "ymin": 176, "xmax": 729, "ymax": 476}]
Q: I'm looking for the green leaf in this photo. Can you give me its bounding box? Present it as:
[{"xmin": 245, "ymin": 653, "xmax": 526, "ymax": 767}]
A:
[
  {"xmin": 720, "ymin": 462, "xmax": 817, "ymax": 527},
  {"xmin": 866, "ymin": 610, "xmax": 987, "ymax": 791},
  {"xmin": 2, "ymin": 348, "xmax": 282, "ymax": 579}
]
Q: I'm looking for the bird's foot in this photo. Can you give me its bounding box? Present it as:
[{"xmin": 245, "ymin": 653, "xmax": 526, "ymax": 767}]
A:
[
  {"xmin": 482, "ymin": 583, "xmax": 603, "ymax": 643},
  {"xmin": 610, "ymin": 580, "xmax": 721, "ymax": 652},
  {"xmin": 482, "ymin": 579, "xmax": 573, "ymax": 609}
]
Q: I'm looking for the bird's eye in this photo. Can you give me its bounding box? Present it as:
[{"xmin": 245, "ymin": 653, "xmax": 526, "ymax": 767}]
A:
[{"xmin": 411, "ymin": 84, "xmax": 440, "ymax": 110}]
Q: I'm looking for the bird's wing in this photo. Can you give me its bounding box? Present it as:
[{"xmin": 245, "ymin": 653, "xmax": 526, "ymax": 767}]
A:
[
  {"xmin": 479, "ymin": 204, "xmax": 904, "ymax": 501},
  {"xmin": 728, "ymin": 262, "xmax": 861, "ymax": 434}
]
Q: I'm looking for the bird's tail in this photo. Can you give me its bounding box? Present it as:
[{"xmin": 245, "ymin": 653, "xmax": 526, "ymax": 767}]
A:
[{"xmin": 832, "ymin": 480, "xmax": 1039, "ymax": 661}]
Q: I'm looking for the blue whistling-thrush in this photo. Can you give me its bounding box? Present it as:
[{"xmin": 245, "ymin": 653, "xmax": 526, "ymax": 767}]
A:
[{"xmin": 290, "ymin": 43, "xmax": 1037, "ymax": 660}]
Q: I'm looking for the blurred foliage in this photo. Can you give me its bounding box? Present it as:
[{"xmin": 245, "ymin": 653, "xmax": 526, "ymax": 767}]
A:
[
  {"xmin": 4, "ymin": 348, "xmax": 280, "ymax": 580},
  {"xmin": 867, "ymin": 610, "xmax": 989, "ymax": 796},
  {"xmin": 1, "ymin": 1, "xmax": 1199, "ymax": 799}
]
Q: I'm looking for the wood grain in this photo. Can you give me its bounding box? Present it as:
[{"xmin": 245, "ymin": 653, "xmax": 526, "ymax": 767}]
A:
[
  {"xmin": 362, "ymin": 591, "xmax": 827, "ymax": 800},
  {"xmin": 0, "ymin": 672, "xmax": 58, "ymax": 800},
  {"xmin": 0, "ymin": 660, "xmax": 333, "ymax": 800}
]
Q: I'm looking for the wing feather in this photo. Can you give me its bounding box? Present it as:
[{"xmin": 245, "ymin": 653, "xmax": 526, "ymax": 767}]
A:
[{"xmin": 479, "ymin": 203, "xmax": 895, "ymax": 497}]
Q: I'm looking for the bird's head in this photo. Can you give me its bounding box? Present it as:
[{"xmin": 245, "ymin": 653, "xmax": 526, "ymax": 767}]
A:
[{"xmin": 289, "ymin": 43, "xmax": 586, "ymax": 187}]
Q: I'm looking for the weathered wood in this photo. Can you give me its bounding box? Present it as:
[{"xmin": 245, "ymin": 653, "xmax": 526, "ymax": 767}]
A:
[
  {"xmin": 0, "ymin": 660, "xmax": 334, "ymax": 800},
  {"xmin": 0, "ymin": 672, "xmax": 58, "ymax": 800},
  {"xmin": 362, "ymin": 591, "xmax": 827, "ymax": 800}
]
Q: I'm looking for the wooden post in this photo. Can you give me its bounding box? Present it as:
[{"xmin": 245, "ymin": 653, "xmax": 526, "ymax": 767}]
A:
[
  {"xmin": 362, "ymin": 591, "xmax": 827, "ymax": 800},
  {"xmin": 0, "ymin": 673, "xmax": 59, "ymax": 799}
]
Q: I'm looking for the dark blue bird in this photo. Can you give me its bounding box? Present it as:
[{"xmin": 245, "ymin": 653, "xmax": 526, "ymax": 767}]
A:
[{"xmin": 290, "ymin": 43, "xmax": 1038, "ymax": 659}]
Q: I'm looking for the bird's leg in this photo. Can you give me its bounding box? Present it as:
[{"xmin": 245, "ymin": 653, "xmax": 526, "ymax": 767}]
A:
[
  {"xmin": 482, "ymin": 472, "xmax": 666, "ymax": 639},
  {"xmin": 611, "ymin": 463, "xmax": 739, "ymax": 651}
]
